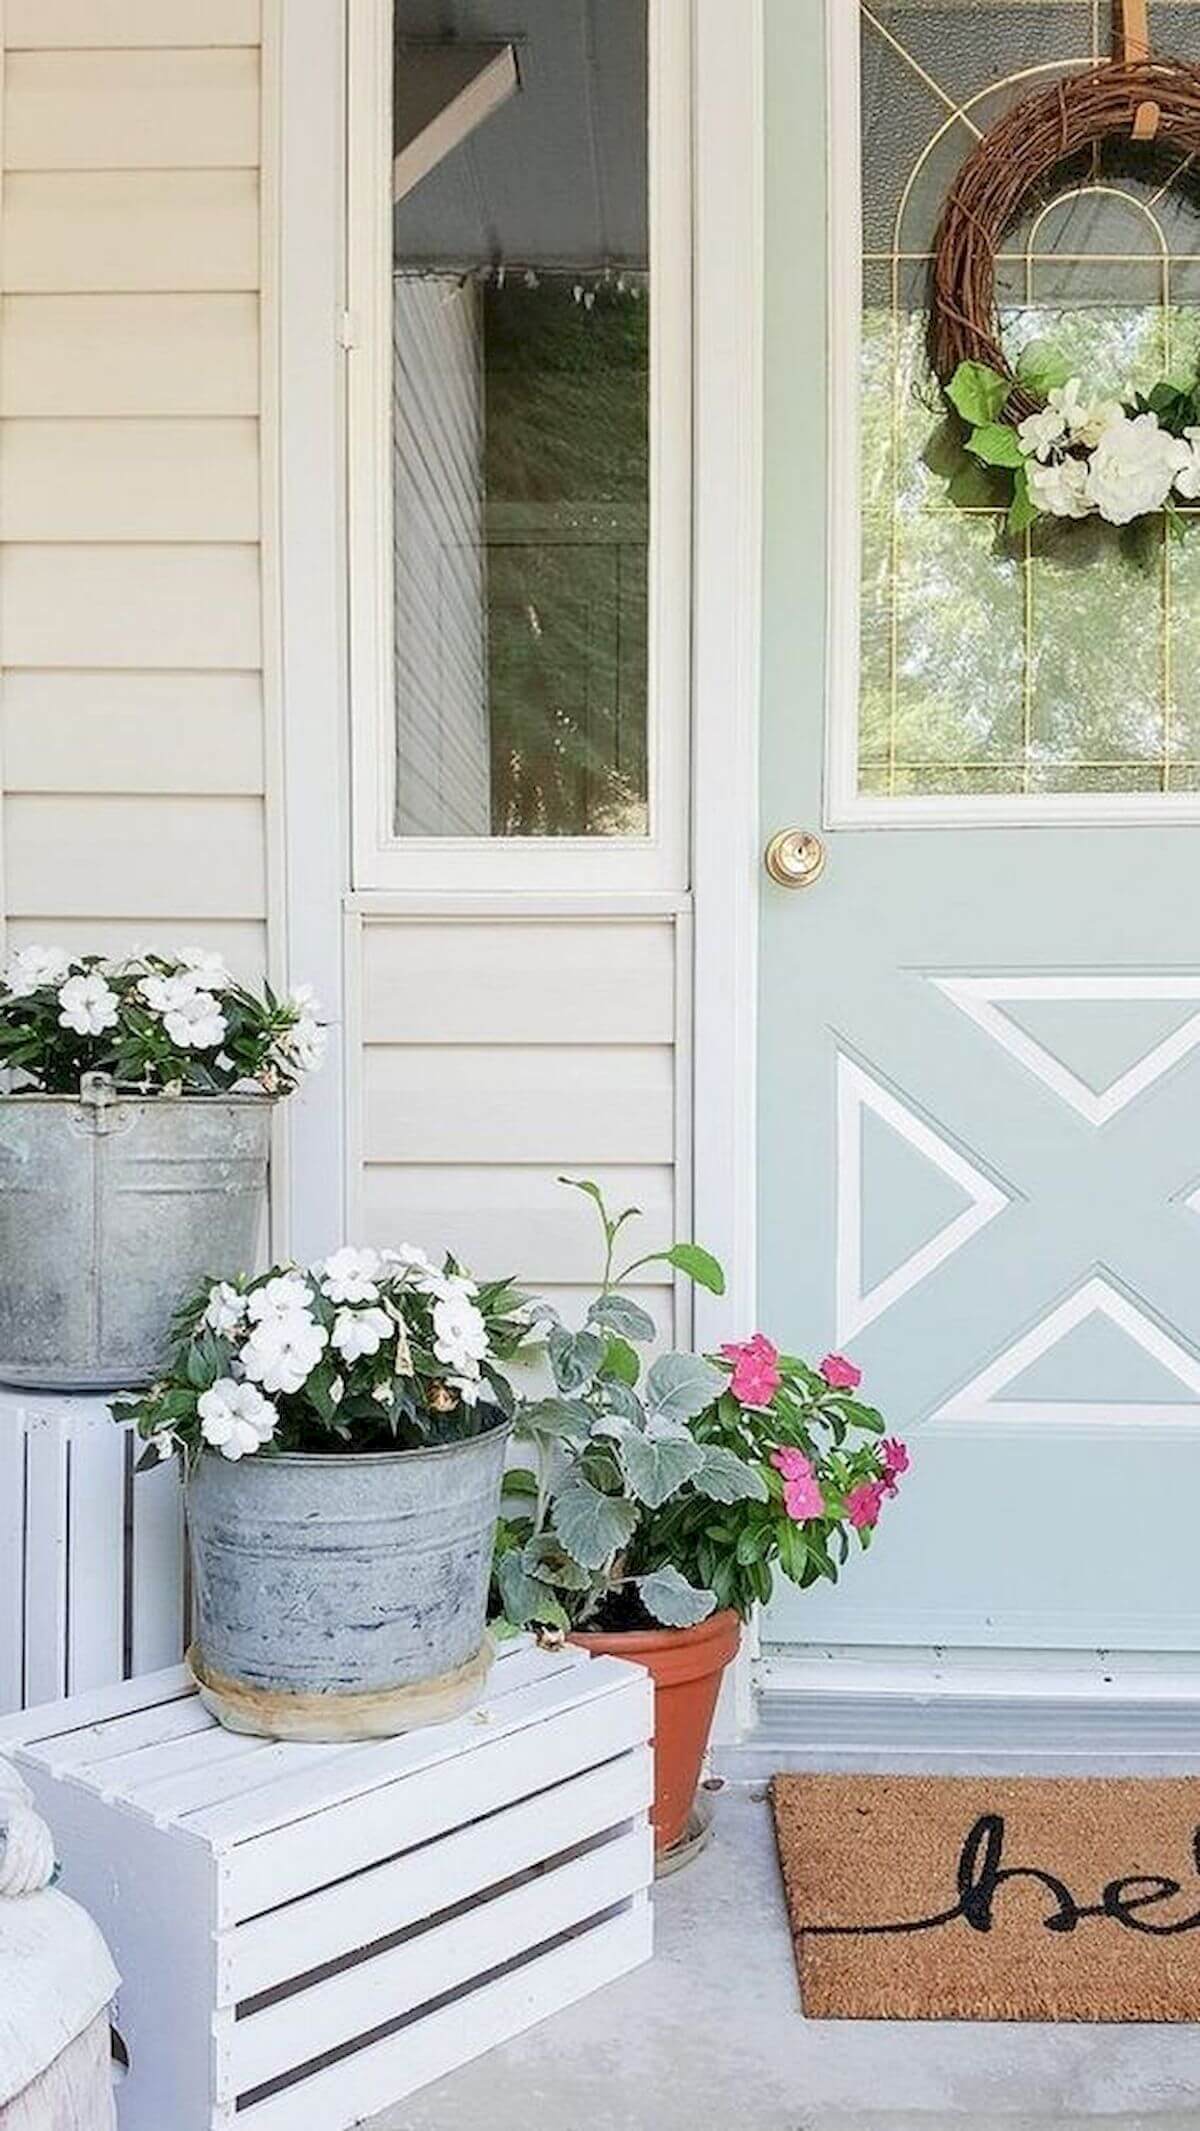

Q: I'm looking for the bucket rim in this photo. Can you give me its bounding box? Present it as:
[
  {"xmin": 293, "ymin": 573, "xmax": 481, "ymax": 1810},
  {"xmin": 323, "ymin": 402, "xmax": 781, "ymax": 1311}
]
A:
[
  {"xmin": 192, "ymin": 1417, "xmax": 513, "ymax": 1472},
  {"xmin": 0, "ymin": 1088, "xmax": 279, "ymax": 1108}
]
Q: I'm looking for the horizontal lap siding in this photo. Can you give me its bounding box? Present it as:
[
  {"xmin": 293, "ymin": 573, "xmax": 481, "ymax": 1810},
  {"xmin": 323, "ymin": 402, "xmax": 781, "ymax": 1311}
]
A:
[
  {"xmin": 356, "ymin": 915, "xmax": 686, "ymax": 1342},
  {"xmin": 0, "ymin": 21, "xmax": 270, "ymax": 983}
]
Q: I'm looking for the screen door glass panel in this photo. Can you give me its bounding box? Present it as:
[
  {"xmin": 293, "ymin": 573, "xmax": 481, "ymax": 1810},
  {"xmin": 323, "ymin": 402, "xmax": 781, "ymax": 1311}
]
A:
[
  {"xmin": 858, "ymin": 1, "xmax": 1200, "ymax": 800},
  {"xmin": 391, "ymin": 0, "xmax": 649, "ymax": 838}
]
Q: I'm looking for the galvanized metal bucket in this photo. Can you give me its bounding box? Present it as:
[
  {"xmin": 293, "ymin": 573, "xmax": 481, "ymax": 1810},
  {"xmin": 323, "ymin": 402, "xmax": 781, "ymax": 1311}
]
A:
[
  {"xmin": 0, "ymin": 1077, "xmax": 272, "ymax": 1391},
  {"xmin": 185, "ymin": 1424, "xmax": 510, "ymax": 1741}
]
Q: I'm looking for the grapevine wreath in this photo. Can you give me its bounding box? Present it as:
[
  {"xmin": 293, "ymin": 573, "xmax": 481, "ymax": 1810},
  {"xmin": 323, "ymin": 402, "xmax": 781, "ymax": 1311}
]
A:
[{"xmin": 929, "ymin": 1, "xmax": 1200, "ymax": 532}]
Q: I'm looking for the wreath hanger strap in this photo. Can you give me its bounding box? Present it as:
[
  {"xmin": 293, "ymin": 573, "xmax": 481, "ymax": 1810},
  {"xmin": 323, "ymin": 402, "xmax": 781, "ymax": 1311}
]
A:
[{"xmin": 1118, "ymin": 0, "xmax": 1161, "ymax": 139}]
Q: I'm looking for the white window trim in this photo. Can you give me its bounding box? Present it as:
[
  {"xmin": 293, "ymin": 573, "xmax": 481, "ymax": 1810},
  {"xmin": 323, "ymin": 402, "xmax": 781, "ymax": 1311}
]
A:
[
  {"xmin": 346, "ymin": 0, "xmax": 692, "ymax": 891},
  {"xmin": 824, "ymin": 0, "xmax": 1200, "ymax": 830}
]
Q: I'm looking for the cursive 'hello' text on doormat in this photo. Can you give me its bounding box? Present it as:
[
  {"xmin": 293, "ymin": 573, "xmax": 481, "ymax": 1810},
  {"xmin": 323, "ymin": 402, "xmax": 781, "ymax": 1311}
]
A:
[{"xmin": 770, "ymin": 1774, "xmax": 1200, "ymax": 2022}]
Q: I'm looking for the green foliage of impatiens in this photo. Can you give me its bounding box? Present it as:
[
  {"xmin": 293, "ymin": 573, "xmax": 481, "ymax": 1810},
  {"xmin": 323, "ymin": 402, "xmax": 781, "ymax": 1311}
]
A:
[
  {"xmin": 942, "ymin": 342, "xmax": 1200, "ymax": 537},
  {"xmin": 0, "ymin": 945, "xmax": 325, "ymax": 1097},
  {"xmin": 491, "ymin": 1182, "xmax": 908, "ymax": 1634}
]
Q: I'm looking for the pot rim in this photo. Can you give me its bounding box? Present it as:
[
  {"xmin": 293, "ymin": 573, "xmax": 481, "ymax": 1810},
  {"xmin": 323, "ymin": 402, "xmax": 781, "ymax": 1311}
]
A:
[
  {"xmin": 193, "ymin": 1417, "xmax": 513, "ymax": 1471},
  {"xmin": 570, "ymin": 1605, "xmax": 742, "ymax": 1655},
  {"xmin": 0, "ymin": 1088, "xmax": 278, "ymax": 1107}
]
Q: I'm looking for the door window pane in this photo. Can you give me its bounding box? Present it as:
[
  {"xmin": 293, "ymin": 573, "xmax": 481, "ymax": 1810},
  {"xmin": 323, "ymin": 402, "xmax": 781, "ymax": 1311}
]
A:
[
  {"xmin": 391, "ymin": 0, "xmax": 649, "ymax": 838},
  {"xmin": 858, "ymin": 1, "xmax": 1200, "ymax": 799}
]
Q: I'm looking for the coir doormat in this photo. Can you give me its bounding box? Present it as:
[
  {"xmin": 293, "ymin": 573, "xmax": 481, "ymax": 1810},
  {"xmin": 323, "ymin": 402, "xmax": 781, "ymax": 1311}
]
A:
[{"xmin": 771, "ymin": 1774, "xmax": 1200, "ymax": 2022}]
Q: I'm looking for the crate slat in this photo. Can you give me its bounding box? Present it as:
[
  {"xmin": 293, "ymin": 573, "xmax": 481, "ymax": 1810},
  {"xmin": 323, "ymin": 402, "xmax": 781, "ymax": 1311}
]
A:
[
  {"xmin": 65, "ymin": 1414, "xmax": 127, "ymax": 1695},
  {"xmin": 22, "ymin": 1413, "xmax": 70, "ymax": 1707},
  {"xmin": 221, "ymin": 1742, "xmax": 654, "ymax": 2004},
  {"xmin": 0, "ymin": 1423, "xmax": 26, "ymax": 1713},
  {"xmin": 224, "ymin": 1826, "xmax": 651, "ymax": 2101},
  {"xmin": 40, "ymin": 1693, "xmax": 212, "ymax": 1773},
  {"xmin": 222, "ymin": 1672, "xmax": 653, "ymax": 1924},
  {"xmin": 0, "ymin": 1663, "xmax": 193, "ymax": 1747},
  {"xmin": 234, "ymin": 1902, "xmax": 653, "ymax": 2131}
]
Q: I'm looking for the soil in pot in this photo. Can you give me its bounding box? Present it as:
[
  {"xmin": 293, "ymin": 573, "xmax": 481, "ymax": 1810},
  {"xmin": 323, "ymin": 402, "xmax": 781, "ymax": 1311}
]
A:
[{"xmin": 570, "ymin": 1608, "xmax": 741, "ymax": 1851}]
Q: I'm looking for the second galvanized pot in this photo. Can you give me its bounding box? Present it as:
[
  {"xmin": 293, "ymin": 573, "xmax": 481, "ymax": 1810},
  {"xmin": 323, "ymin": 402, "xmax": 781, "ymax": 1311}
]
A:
[{"xmin": 185, "ymin": 1423, "xmax": 510, "ymax": 1741}]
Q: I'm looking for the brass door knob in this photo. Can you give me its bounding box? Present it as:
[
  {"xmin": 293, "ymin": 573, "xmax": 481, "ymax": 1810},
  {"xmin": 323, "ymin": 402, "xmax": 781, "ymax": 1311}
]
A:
[{"xmin": 764, "ymin": 829, "xmax": 826, "ymax": 888}]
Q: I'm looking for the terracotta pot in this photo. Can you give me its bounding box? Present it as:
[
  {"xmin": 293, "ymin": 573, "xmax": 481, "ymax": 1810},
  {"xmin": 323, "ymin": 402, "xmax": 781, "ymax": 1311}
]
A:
[{"xmin": 571, "ymin": 1609, "xmax": 741, "ymax": 1852}]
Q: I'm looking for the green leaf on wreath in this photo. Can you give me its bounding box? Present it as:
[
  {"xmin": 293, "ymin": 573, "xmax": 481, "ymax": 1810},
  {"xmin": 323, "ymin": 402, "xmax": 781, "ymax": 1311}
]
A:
[
  {"xmin": 965, "ymin": 421, "xmax": 1025, "ymax": 470},
  {"xmin": 1015, "ymin": 339, "xmax": 1072, "ymax": 398},
  {"xmin": 947, "ymin": 360, "xmax": 1012, "ymax": 427},
  {"xmin": 1007, "ymin": 464, "xmax": 1040, "ymax": 535}
]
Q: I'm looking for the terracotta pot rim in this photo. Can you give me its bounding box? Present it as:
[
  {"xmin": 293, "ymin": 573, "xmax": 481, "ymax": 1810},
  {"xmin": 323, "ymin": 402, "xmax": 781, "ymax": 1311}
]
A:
[{"xmin": 570, "ymin": 1605, "xmax": 742, "ymax": 1657}]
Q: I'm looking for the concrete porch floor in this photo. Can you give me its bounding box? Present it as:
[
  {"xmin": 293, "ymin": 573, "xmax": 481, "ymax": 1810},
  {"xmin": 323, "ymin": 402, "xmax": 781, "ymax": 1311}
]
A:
[{"xmin": 374, "ymin": 1787, "xmax": 1200, "ymax": 2131}]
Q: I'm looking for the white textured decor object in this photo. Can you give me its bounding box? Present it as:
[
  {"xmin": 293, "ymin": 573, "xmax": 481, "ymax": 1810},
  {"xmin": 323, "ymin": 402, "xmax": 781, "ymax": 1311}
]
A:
[{"xmin": 0, "ymin": 1639, "xmax": 654, "ymax": 2131}]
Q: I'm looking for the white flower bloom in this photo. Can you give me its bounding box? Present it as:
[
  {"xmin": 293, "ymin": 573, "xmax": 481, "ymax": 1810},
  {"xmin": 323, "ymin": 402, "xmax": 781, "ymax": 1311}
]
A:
[
  {"xmin": 140, "ymin": 971, "xmax": 227, "ymax": 1050},
  {"xmin": 329, "ymin": 1375, "xmax": 344, "ymax": 1405},
  {"xmin": 241, "ymin": 1312, "xmax": 328, "ymax": 1396},
  {"xmin": 1084, "ymin": 409, "xmax": 1189, "ymax": 525},
  {"xmin": 197, "ymin": 1378, "xmax": 279, "ymax": 1460},
  {"xmin": 372, "ymin": 1380, "xmax": 394, "ymax": 1406},
  {"xmin": 246, "ymin": 1273, "xmax": 315, "ymax": 1323},
  {"xmin": 1017, "ymin": 404, "xmax": 1067, "ymax": 462},
  {"xmin": 381, "ymin": 1242, "xmax": 441, "ymax": 1283},
  {"xmin": 1049, "ymin": 377, "xmax": 1121, "ymax": 449},
  {"xmin": 152, "ymin": 1428, "xmax": 180, "ymax": 1463},
  {"xmin": 320, "ymin": 1246, "xmax": 382, "ymax": 1306},
  {"xmin": 277, "ymin": 985, "xmax": 326, "ymax": 1075},
  {"xmin": 3, "ymin": 945, "xmax": 72, "ymax": 998},
  {"xmin": 1175, "ymin": 426, "xmax": 1200, "ymax": 501},
  {"xmin": 176, "ymin": 947, "xmax": 234, "ymax": 992},
  {"xmin": 449, "ymin": 1375, "xmax": 483, "ymax": 1407},
  {"xmin": 58, "ymin": 973, "xmax": 119, "ymax": 1038},
  {"xmin": 331, "ymin": 1305, "xmax": 394, "ymax": 1363},
  {"xmin": 1027, "ymin": 454, "xmax": 1092, "ymax": 520},
  {"xmin": 432, "ymin": 1290, "xmax": 490, "ymax": 1376},
  {"xmin": 204, "ymin": 1281, "xmax": 247, "ymax": 1337}
]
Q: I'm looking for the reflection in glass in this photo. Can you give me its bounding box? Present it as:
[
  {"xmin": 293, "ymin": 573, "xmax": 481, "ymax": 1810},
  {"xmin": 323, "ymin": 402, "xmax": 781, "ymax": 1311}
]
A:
[
  {"xmin": 391, "ymin": 0, "xmax": 649, "ymax": 838},
  {"xmin": 858, "ymin": 1, "xmax": 1200, "ymax": 799}
]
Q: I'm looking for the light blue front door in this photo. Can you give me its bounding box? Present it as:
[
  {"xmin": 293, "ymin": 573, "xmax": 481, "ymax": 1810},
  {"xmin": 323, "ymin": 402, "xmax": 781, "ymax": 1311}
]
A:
[{"xmin": 760, "ymin": 0, "xmax": 1200, "ymax": 1653}]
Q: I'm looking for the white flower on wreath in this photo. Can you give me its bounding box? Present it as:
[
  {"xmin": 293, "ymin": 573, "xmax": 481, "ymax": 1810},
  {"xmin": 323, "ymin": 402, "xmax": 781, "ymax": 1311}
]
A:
[
  {"xmin": 1026, "ymin": 454, "xmax": 1092, "ymax": 520},
  {"xmin": 1050, "ymin": 376, "xmax": 1122, "ymax": 450},
  {"xmin": 1175, "ymin": 425, "xmax": 1200, "ymax": 501},
  {"xmin": 246, "ymin": 1273, "xmax": 315, "ymax": 1323},
  {"xmin": 3, "ymin": 945, "xmax": 72, "ymax": 998},
  {"xmin": 432, "ymin": 1289, "xmax": 490, "ymax": 1376},
  {"xmin": 241, "ymin": 1311, "xmax": 329, "ymax": 1396},
  {"xmin": 1084, "ymin": 409, "xmax": 1189, "ymax": 525},
  {"xmin": 1017, "ymin": 403, "xmax": 1068, "ymax": 463},
  {"xmin": 331, "ymin": 1305, "xmax": 394, "ymax": 1363},
  {"xmin": 204, "ymin": 1281, "xmax": 247, "ymax": 1337},
  {"xmin": 197, "ymin": 1378, "xmax": 279, "ymax": 1460},
  {"xmin": 58, "ymin": 973, "xmax": 119, "ymax": 1038},
  {"xmin": 320, "ymin": 1246, "xmax": 382, "ymax": 1306}
]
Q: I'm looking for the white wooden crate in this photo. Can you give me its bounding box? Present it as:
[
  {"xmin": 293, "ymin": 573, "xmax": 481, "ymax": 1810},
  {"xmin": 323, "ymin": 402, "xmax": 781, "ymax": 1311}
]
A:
[
  {"xmin": 0, "ymin": 1387, "xmax": 186, "ymax": 1714},
  {"xmin": 1, "ymin": 1638, "xmax": 654, "ymax": 2130}
]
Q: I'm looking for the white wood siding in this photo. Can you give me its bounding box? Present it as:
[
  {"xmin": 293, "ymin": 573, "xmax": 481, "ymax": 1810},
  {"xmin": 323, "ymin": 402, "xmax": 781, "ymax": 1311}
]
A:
[
  {"xmin": 349, "ymin": 910, "xmax": 690, "ymax": 1340},
  {"xmin": 0, "ymin": 7, "xmax": 272, "ymax": 983}
]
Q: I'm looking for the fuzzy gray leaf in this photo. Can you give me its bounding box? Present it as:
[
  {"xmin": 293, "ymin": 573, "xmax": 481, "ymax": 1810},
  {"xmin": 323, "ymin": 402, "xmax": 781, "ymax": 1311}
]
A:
[
  {"xmin": 521, "ymin": 1531, "xmax": 592, "ymax": 1592},
  {"xmin": 548, "ymin": 1325, "xmax": 605, "ymax": 1394},
  {"xmin": 496, "ymin": 1548, "xmax": 570, "ymax": 1630},
  {"xmin": 644, "ymin": 1351, "xmax": 726, "ymax": 1426},
  {"xmin": 618, "ymin": 1426, "xmax": 706, "ymax": 1509},
  {"xmin": 635, "ymin": 1566, "xmax": 718, "ymax": 1628},
  {"xmin": 551, "ymin": 1479, "xmax": 639, "ymax": 1569},
  {"xmin": 587, "ymin": 1293, "xmax": 659, "ymax": 1344},
  {"xmin": 694, "ymin": 1444, "xmax": 769, "ymax": 1504}
]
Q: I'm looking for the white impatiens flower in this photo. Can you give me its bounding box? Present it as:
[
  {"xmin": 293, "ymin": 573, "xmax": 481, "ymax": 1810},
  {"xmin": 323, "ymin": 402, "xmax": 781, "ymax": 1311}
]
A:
[
  {"xmin": 320, "ymin": 1246, "xmax": 382, "ymax": 1306},
  {"xmin": 1084, "ymin": 409, "xmax": 1190, "ymax": 525},
  {"xmin": 1027, "ymin": 454, "xmax": 1092, "ymax": 520},
  {"xmin": 331, "ymin": 1305, "xmax": 394, "ymax": 1363},
  {"xmin": 3, "ymin": 945, "xmax": 72, "ymax": 998},
  {"xmin": 1017, "ymin": 403, "xmax": 1068, "ymax": 462},
  {"xmin": 372, "ymin": 1380, "xmax": 394, "ymax": 1406},
  {"xmin": 197, "ymin": 1378, "xmax": 279, "ymax": 1460},
  {"xmin": 177, "ymin": 947, "xmax": 234, "ymax": 991},
  {"xmin": 432, "ymin": 1289, "xmax": 490, "ymax": 1376},
  {"xmin": 280, "ymin": 984, "xmax": 326, "ymax": 1074},
  {"xmin": 140, "ymin": 972, "xmax": 226, "ymax": 1050},
  {"xmin": 58, "ymin": 973, "xmax": 119, "ymax": 1038},
  {"xmin": 246, "ymin": 1273, "xmax": 315, "ymax": 1323},
  {"xmin": 381, "ymin": 1242, "xmax": 441, "ymax": 1284},
  {"xmin": 204, "ymin": 1281, "xmax": 247, "ymax": 1337},
  {"xmin": 241, "ymin": 1311, "xmax": 329, "ymax": 1396}
]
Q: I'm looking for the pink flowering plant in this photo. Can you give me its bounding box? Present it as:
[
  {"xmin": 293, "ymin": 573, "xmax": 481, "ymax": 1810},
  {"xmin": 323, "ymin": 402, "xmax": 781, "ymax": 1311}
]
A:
[{"xmin": 493, "ymin": 1182, "xmax": 908, "ymax": 1634}]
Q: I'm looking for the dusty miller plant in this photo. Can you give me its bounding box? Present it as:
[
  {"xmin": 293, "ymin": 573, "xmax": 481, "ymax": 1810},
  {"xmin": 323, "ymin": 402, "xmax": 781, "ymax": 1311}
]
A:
[{"xmin": 493, "ymin": 1181, "xmax": 767, "ymax": 1632}]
